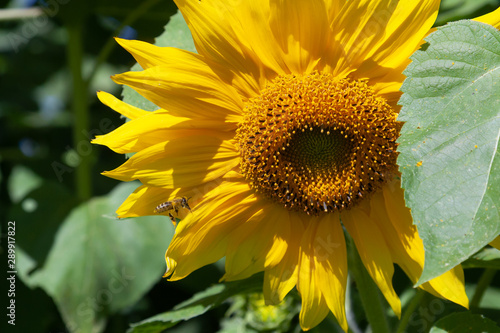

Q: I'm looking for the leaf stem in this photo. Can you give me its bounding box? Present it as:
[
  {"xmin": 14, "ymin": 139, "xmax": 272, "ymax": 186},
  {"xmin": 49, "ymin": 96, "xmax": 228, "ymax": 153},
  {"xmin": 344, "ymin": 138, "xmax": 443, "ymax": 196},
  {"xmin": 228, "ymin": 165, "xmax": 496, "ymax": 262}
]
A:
[
  {"xmin": 395, "ymin": 290, "xmax": 425, "ymax": 333},
  {"xmin": 67, "ymin": 23, "xmax": 91, "ymax": 201},
  {"xmin": 347, "ymin": 235, "xmax": 390, "ymax": 333},
  {"xmin": 470, "ymin": 268, "xmax": 496, "ymax": 309}
]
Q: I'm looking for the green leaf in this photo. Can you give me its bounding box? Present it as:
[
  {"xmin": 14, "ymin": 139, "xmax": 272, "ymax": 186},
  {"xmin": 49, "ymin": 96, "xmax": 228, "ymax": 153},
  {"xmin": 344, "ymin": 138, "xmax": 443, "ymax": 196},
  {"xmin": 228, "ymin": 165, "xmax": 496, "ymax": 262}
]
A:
[
  {"xmin": 397, "ymin": 20, "xmax": 500, "ymax": 284},
  {"xmin": 462, "ymin": 247, "xmax": 500, "ymax": 269},
  {"xmin": 95, "ymin": 0, "xmax": 178, "ymax": 39},
  {"xmin": 220, "ymin": 293, "xmax": 299, "ymax": 333},
  {"xmin": 7, "ymin": 165, "xmax": 43, "ymax": 203},
  {"xmin": 429, "ymin": 312, "xmax": 500, "ymax": 332},
  {"xmin": 23, "ymin": 182, "xmax": 174, "ymax": 333},
  {"xmin": 466, "ymin": 285, "xmax": 500, "ymax": 310},
  {"xmin": 128, "ymin": 275, "xmax": 263, "ymax": 333},
  {"xmin": 154, "ymin": 11, "xmax": 197, "ymax": 52},
  {"xmin": 435, "ymin": 0, "xmax": 499, "ymax": 26},
  {"xmin": 122, "ymin": 63, "xmax": 160, "ymax": 112},
  {"xmin": 122, "ymin": 11, "xmax": 196, "ymax": 111},
  {"xmin": 480, "ymin": 288, "xmax": 500, "ymax": 310},
  {"xmin": 219, "ymin": 318, "xmax": 257, "ymax": 333},
  {"xmin": 9, "ymin": 181, "xmax": 78, "ymax": 273}
]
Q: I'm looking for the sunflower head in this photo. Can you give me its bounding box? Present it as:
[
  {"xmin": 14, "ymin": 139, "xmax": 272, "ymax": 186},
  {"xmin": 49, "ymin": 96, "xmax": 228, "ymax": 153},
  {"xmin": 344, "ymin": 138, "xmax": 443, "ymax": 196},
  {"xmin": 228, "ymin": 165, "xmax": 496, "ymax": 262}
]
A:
[
  {"xmin": 237, "ymin": 72, "xmax": 400, "ymax": 215},
  {"xmin": 94, "ymin": 0, "xmax": 477, "ymax": 331}
]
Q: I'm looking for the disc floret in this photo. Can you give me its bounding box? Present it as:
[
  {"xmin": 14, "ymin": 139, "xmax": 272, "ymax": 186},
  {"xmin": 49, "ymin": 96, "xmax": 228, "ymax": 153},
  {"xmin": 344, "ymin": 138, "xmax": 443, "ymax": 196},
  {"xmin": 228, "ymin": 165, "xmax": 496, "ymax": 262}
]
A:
[{"xmin": 237, "ymin": 72, "xmax": 399, "ymax": 214}]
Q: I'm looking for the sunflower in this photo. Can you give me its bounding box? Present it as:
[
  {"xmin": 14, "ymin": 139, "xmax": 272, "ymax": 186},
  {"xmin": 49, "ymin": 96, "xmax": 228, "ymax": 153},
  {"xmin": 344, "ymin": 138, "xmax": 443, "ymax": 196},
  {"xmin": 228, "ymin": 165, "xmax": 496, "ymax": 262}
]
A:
[{"xmin": 93, "ymin": 1, "xmax": 500, "ymax": 331}]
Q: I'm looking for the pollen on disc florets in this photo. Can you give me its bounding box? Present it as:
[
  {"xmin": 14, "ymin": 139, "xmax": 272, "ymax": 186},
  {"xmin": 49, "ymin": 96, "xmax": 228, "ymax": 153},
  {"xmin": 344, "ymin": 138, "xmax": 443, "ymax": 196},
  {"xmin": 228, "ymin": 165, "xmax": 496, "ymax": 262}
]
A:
[{"xmin": 236, "ymin": 72, "xmax": 400, "ymax": 215}]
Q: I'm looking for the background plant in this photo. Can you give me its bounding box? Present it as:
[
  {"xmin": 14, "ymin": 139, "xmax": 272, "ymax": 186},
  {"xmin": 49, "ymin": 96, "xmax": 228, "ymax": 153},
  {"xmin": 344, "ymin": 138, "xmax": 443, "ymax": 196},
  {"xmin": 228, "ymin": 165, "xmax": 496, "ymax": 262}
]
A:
[{"xmin": 1, "ymin": 0, "xmax": 499, "ymax": 332}]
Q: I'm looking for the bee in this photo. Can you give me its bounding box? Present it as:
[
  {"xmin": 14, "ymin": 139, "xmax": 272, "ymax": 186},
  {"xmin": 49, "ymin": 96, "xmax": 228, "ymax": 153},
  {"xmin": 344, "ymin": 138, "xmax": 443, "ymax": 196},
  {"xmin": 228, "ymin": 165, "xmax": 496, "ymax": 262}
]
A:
[{"xmin": 154, "ymin": 197, "xmax": 192, "ymax": 226}]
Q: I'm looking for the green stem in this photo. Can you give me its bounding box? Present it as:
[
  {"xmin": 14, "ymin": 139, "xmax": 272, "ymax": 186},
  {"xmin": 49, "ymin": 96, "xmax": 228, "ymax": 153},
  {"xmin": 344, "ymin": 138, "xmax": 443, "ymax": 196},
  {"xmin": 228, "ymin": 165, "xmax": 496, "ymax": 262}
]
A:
[
  {"xmin": 345, "ymin": 275, "xmax": 363, "ymax": 333},
  {"xmin": 85, "ymin": 0, "xmax": 161, "ymax": 85},
  {"xmin": 347, "ymin": 235, "xmax": 390, "ymax": 333},
  {"xmin": 395, "ymin": 290, "xmax": 425, "ymax": 333},
  {"xmin": 67, "ymin": 24, "xmax": 91, "ymax": 201},
  {"xmin": 470, "ymin": 268, "xmax": 496, "ymax": 309},
  {"xmin": 0, "ymin": 8, "xmax": 43, "ymax": 21}
]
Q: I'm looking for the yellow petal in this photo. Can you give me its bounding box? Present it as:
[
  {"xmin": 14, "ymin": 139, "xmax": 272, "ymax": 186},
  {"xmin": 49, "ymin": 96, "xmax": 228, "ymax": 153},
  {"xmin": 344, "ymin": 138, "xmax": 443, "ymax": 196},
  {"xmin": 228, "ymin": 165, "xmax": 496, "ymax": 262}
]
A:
[
  {"xmin": 116, "ymin": 38, "xmax": 260, "ymax": 99},
  {"xmin": 263, "ymin": 213, "xmax": 303, "ymax": 305},
  {"xmin": 116, "ymin": 184, "xmax": 173, "ymax": 218},
  {"xmin": 324, "ymin": 0, "xmax": 342, "ymax": 21},
  {"xmin": 366, "ymin": 0, "xmax": 439, "ymax": 69},
  {"xmin": 331, "ymin": 0, "xmax": 393, "ymax": 74},
  {"xmin": 92, "ymin": 111, "xmax": 185, "ymax": 153},
  {"xmin": 369, "ymin": 5, "xmax": 500, "ymax": 103},
  {"xmin": 205, "ymin": 0, "xmax": 286, "ymax": 76},
  {"xmin": 92, "ymin": 110, "xmax": 234, "ymax": 154},
  {"xmin": 356, "ymin": 62, "xmax": 407, "ymax": 108},
  {"xmin": 174, "ymin": 0, "xmax": 271, "ymax": 95},
  {"xmin": 342, "ymin": 201, "xmax": 401, "ymax": 318},
  {"xmin": 298, "ymin": 258, "xmax": 330, "ymax": 330},
  {"xmin": 297, "ymin": 213, "xmax": 348, "ymax": 332},
  {"xmin": 223, "ymin": 204, "xmax": 290, "ymax": 281},
  {"xmin": 371, "ymin": 184, "xmax": 422, "ymax": 276},
  {"xmin": 375, "ymin": 181, "xmax": 468, "ymax": 308},
  {"xmin": 112, "ymin": 61, "xmax": 243, "ymax": 123},
  {"xmin": 102, "ymin": 136, "xmax": 239, "ymax": 189},
  {"xmin": 165, "ymin": 180, "xmax": 260, "ymax": 280},
  {"xmin": 268, "ymin": 0, "xmax": 332, "ymax": 74},
  {"xmin": 332, "ymin": 0, "xmax": 439, "ymax": 76},
  {"xmin": 299, "ymin": 292, "xmax": 329, "ymax": 332},
  {"xmin": 115, "ymin": 38, "xmax": 186, "ymax": 69},
  {"xmin": 116, "ymin": 184, "xmax": 209, "ymax": 220},
  {"xmin": 97, "ymin": 90, "xmax": 150, "ymax": 119},
  {"xmin": 474, "ymin": 6, "xmax": 500, "ymax": 29},
  {"xmin": 420, "ymin": 265, "xmax": 469, "ymax": 309},
  {"xmin": 490, "ymin": 235, "xmax": 500, "ymax": 250}
]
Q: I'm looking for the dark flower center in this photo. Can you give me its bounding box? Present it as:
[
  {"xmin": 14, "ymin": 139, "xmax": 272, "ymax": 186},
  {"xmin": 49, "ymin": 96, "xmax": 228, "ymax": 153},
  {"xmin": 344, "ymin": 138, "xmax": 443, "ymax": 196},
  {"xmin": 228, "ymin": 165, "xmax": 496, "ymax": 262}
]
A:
[{"xmin": 236, "ymin": 72, "xmax": 400, "ymax": 215}]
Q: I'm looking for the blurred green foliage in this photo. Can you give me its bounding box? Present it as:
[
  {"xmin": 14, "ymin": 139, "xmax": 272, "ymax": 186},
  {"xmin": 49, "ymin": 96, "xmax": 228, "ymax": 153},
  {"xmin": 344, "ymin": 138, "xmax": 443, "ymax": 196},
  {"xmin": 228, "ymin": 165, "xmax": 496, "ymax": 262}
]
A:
[
  {"xmin": 1, "ymin": 0, "xmax": 500, "ymax": 332},
  {"xmin": 1, "ymin": 1, "xmax": 225, "ymax": 332}
]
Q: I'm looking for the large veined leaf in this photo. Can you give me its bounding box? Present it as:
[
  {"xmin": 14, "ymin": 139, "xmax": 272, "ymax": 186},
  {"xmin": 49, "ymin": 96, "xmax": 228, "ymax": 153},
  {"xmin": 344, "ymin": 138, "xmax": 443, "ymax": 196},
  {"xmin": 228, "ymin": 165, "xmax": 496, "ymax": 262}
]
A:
[
  {"xmin": 23, "ymin": 182, "xmax": 174, "ymax": 333},
  {"xmin": 398, "ymin": 20, "xmax": 500, "ymax": 284}
]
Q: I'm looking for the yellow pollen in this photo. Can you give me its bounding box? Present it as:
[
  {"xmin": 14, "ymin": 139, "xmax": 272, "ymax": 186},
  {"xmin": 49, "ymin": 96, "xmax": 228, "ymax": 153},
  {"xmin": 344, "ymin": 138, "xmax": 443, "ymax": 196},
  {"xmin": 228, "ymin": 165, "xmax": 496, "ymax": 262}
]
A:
[{"xmin": 236, "ymin": 72, "xmax": 400, "ymax": 215}]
